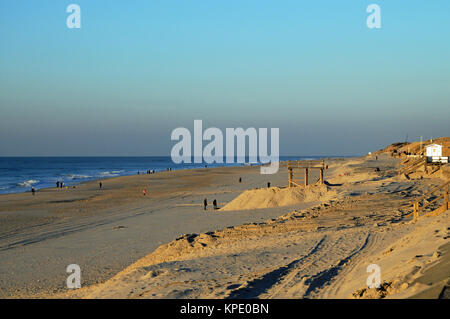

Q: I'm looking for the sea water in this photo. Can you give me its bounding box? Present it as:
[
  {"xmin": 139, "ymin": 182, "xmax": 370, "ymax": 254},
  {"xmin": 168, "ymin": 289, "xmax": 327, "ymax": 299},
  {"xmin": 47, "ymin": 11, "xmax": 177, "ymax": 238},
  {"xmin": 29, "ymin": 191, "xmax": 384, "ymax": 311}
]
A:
[{"xmin": 0, "ymin": 156, "xmax": 332, "ymax": 194}]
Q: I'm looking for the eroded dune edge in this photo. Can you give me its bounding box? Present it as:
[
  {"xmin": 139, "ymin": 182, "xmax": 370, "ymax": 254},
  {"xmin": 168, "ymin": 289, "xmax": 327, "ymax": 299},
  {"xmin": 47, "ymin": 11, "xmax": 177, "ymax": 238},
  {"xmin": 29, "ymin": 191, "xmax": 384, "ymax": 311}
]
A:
[{"xmin": 58, "ymin": 153, "xmax": 449, "ymax": 299}]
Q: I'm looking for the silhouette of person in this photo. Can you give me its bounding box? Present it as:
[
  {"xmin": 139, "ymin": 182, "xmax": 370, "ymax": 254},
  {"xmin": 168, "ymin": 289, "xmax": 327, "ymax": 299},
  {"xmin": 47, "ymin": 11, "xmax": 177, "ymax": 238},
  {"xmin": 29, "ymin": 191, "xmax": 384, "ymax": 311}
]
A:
[
  {"xmin": 267, "ymin": 182, "xmax": 271, "ymax": 188},
  {"xmin": 99, "ymin": 182, "xmax": 102, "ymax": 189},
  {"xmin": 239, "ymin": 177, "xmax": 242, "ymax": 183},
  {"xmin": 203, "ymin": 198, "xmax": 207, "ymax": 210},
  {"xmin": 213, "ymin": 199, "xmax": 218, "ymax": 210}
]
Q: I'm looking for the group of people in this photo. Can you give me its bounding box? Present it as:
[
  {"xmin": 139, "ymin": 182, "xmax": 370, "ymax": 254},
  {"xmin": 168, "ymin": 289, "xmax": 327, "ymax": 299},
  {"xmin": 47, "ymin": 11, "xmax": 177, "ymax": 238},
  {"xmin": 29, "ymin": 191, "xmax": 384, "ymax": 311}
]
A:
[
  {"xmin": 203, "ymin": 198, "xmax": 218, "ymax": 211},
  {"xmin": 138, "ymin": 169, "xmax": 159, "ymax": 175},
  {"xmin": 31, "ymin": 179, "xmax": 68, "ymax": 195}
]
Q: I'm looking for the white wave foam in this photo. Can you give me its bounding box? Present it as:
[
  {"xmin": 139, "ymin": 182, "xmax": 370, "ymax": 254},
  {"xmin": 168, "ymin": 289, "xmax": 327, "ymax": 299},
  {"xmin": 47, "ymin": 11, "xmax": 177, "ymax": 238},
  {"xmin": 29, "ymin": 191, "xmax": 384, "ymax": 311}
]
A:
[
  {"xmin": 17, "ymin": 180, "xmax": 39, "ymax": 188},
  {"xmin": 67, "ymin": 174, "xmax": 92, "ymax": 180},
  {"xmin": 99, "ymin": 171, "xmax": 119, "ymax": 177}
]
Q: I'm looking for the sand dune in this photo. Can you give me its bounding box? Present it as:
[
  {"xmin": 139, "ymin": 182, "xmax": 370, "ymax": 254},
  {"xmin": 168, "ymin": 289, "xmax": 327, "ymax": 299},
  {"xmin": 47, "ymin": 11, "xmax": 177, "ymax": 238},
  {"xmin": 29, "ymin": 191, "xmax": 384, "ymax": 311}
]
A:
[{"xmin": 220, "ymin": 185, "xmax": 336, "ymax": 211}]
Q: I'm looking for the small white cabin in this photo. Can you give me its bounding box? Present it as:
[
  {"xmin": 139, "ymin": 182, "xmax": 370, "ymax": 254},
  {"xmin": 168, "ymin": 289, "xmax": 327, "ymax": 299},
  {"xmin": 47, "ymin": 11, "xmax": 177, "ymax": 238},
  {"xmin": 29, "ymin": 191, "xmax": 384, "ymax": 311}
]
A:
[
  {"xmin": 426, "ymin": 144, "xmax": 442, "ymax": 157},
  {"xmin": 425, "ymin": 144, "xmax": 448, "ymax": 163}
]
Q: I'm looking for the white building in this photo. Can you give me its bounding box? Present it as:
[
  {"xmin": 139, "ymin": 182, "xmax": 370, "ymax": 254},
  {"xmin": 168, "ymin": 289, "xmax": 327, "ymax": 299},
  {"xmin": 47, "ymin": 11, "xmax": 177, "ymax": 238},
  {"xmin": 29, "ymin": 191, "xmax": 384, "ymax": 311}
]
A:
[
  {"xmin": 426, "ymin": 144, "xmax": 442, "ymax": 157},
  {"xmin": 425, "ymin": 144, "xmax": 448, "ymax": 163}
]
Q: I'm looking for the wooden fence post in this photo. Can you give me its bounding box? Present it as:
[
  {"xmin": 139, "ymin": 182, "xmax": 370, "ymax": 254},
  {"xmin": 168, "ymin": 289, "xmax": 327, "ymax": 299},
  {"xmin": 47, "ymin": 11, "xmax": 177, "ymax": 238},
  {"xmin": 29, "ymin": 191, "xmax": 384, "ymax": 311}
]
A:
[
  {"xmin": 445, "ymin": 186, "xmax": 449, "ymax": 210},
  {"xmin": 288, "ymin": 168, "xmax": 293, "ymax": 188}
]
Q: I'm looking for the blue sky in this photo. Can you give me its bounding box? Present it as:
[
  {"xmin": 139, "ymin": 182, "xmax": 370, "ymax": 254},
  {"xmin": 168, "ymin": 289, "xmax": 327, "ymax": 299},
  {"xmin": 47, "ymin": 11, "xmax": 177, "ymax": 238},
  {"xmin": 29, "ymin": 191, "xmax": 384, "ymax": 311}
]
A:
[{"xmin": 1, "ymin": 1, "xmax": 449, "ymax": 156}]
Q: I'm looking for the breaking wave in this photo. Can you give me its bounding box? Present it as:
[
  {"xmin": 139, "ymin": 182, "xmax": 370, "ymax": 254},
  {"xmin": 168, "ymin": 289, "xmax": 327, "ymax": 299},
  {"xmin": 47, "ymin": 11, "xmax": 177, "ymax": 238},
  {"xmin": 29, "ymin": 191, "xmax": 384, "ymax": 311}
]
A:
[
  {"xmin": 67, "ymin": 174, "xmax": 93, "ymax": 180},
  {"xmin": 17, "ymin": 180, "xmax": 40, "ymax": 188},
  {"xmin": 98, "ymin": 171, "xmax": 120, "ymax": 177}
]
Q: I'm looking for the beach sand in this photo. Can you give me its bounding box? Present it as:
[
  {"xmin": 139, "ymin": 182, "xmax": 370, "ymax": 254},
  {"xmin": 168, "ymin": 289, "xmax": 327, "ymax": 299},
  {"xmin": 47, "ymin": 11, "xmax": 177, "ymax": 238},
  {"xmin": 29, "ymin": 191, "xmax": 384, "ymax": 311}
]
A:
[
  {"xmin": 0, "ymin": 163, "xmax": 316, "ymax": 297},
  {"xmin": 0, "ymin": 153, "xmax": 448, "ymax": 298}
]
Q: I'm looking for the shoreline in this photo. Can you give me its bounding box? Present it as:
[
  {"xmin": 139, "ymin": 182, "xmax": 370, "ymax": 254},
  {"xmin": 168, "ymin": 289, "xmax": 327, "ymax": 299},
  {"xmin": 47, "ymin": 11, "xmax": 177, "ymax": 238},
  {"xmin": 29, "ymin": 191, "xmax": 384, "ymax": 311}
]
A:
[{"xmin": 0, "ymin": 155, "xmax": 354, "ymax": 196}]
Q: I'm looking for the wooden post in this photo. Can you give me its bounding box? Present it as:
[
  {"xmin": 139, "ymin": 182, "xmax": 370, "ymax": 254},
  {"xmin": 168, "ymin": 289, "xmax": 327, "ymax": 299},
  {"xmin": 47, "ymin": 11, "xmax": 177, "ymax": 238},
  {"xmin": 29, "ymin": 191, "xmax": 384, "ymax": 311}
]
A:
[
  {"xmin": 445, "ymin": 186, "xmax": 449, "ymax": 210},
  {"xmin": 304, "ymin": 168, "xmax": 308, "ymax": 186},
  {"xmin": 320, "ymin": 168, "xmax": 324, "ymax": 184},
  {"xmin": 288, "ymin": 168, "xmax": 293, "ymax": 188}
]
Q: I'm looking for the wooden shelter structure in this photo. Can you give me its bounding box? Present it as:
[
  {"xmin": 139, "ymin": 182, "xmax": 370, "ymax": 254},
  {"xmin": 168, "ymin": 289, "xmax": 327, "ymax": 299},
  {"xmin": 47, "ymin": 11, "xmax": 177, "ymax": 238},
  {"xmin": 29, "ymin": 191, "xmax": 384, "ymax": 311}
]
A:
[{"xmin": 284, "ymin": 160, "xmax": 326, "ymax": 187}]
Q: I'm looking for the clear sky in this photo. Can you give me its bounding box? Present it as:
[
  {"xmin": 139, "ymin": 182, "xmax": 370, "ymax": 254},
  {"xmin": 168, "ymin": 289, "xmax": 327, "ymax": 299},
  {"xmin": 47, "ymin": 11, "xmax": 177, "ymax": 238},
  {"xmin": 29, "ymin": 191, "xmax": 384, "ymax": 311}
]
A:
[{"xmin": 1, "ymin": 0, "xmax": 449, "ymax": 156}]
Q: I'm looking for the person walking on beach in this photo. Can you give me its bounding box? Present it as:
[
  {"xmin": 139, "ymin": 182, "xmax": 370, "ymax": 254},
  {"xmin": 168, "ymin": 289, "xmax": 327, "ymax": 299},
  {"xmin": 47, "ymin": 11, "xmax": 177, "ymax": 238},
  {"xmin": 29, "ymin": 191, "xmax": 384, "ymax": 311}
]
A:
[
  {"xmin": 267, "ymin": 182, "xmax": 271, "ymax": 188},
  {"xmin": 99, "ymin": 182, "xmax": 102, "ymax": 189},
  {"xmin": 213, "ymin": 199, "xmax": 218, "ymax": 210},
  {"xmin": 31, "ymin": 187, "xmax": 35, "ymax": 196},
  {"xmin": 239, "ymin": 177, "xmax": 242, "ymax": 183},
  {"xmin": 56, "ymin": 181, "xmax": 60, "ymax": 188},
  {"xmin": 142, "ymin": 189, "xmax": 147, "ymax": 196},
  {"xmin": 203, "ymin": 198, "xmax": 207, "ymax": 210}
]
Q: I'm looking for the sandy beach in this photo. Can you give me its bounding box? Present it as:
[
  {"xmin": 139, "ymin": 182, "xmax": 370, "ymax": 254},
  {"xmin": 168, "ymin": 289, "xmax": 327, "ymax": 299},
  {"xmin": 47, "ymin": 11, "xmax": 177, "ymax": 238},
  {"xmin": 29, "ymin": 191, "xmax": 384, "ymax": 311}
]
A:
[
  {"xmin": 0, "ymin": 163, "xmax": 317, "ymax": 297},
  {"xmin": 2, "ymin": 2, "xmax": 450, "ymax": 307},
  {"xmin": 1, "ymin": 149, "xmax": 448, "ymax": 299}
]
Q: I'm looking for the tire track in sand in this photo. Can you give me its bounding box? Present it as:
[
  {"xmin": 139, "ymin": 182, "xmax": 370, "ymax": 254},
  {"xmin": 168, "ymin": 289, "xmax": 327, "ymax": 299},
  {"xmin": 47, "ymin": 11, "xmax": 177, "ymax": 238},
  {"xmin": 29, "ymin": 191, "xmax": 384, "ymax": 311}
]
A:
[
  {"xmin": 229, "ymin": 230, "xmax": 373, "ymax": 299},
  {"xmin": 302, "ymin": 233, "xmax": 372, "ymax": 298},
  {"xmin": 226, "ymin": 235, "xmax": 327, "ymax": 299}
]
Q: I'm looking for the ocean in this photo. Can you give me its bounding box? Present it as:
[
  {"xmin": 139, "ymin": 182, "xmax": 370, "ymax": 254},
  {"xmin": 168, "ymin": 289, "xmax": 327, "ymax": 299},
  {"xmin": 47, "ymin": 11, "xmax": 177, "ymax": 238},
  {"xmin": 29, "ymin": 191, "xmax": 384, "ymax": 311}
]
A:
[{"xmin": 0, "ymin": 156, "xmax": 331, "ymax": 194}]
